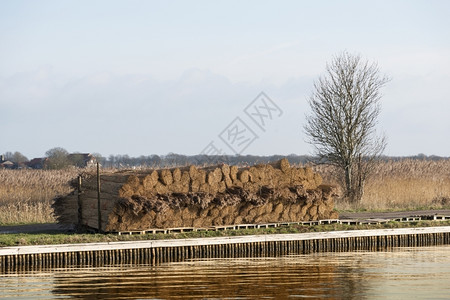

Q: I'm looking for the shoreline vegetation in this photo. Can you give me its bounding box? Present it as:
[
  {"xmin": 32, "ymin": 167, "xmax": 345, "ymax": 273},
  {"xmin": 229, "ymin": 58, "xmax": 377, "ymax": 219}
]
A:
[{"xmin": 0, "ymin": 158, "xmax": 449, "ymax": 225}]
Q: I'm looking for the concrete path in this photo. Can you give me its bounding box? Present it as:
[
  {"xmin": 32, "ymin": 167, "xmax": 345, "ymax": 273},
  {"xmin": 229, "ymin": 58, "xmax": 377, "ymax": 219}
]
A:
[
  {"xmin": 2, "ymin": 226, "xmax": 450, "ymax": 256},
  {"xmin": 339, "ymin": 209, "xmax": 450, "ymax": 220},
  {"xmin": 0, "ymin": 223, "xmax": 73, "ymax": 234}
]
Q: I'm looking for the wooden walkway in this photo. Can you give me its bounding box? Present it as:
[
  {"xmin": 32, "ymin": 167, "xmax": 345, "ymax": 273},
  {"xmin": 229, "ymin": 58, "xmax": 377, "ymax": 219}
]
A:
[{"xmin": 111, "ymin": 214, "xmax": 450, "ymax": 235}]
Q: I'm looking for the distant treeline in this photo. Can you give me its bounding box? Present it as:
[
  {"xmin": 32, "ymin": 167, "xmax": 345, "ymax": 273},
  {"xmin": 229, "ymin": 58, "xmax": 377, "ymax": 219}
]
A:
[
  {"xmin": 2, "ymin": 148, "xmax": 448, "ymax": 170},
  {"xmin": 99, "ymin": 154, "xmax": 315, "ymax": 168},
  {"xmin": 98, "ymin": 153, "xmax": 449, "ymax": 169}
]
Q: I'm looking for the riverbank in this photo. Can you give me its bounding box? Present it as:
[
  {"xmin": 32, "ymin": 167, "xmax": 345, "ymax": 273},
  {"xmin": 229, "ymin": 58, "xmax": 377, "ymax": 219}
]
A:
[
  {"xmin": 1, "ymin": 218, "xmax": 450, "ymax": 247},
  {"xmin": 2, "ymin": 226, "xmax": 450, "ymax": 271}
]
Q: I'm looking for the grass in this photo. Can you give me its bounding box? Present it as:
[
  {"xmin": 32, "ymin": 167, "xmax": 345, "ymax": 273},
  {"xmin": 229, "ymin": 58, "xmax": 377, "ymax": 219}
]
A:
[
  {"xmin": 0, "ymin": 158, "xmax": 449, "ymax": 225},
  {"xmin": 1, "ymin": 220, "xmax": 450, "ymax": 247}
]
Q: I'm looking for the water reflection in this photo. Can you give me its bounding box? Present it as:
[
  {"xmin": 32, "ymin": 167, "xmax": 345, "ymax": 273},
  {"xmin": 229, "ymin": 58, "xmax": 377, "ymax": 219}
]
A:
[
  {"xmin": 50, "ymin": 258, "xmax": 367, "ymax": 299},
  {"xmin": 1, "ymin": 246, "xmax": 450, "ymax": 299}
]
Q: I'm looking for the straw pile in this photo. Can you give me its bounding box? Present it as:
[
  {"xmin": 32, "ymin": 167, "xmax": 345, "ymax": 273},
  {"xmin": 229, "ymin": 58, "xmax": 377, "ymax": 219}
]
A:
[{"xmin": 53, "ymin": 159, "xmax": 339, "ymax": 232}]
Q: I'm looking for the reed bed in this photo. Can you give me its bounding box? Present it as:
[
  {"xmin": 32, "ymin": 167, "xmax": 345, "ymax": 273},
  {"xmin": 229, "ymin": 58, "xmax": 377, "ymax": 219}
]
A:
[
  {"xmin": 0, "ymin": 169, "xmax": 78, "ymax": 224},
  {"xmin": 314, "ymin": 159, "xmax": 450, "ymax": 211},
  {"xmin": 0, "ymin": 159, "xmax": 449, "ymax": 225}
]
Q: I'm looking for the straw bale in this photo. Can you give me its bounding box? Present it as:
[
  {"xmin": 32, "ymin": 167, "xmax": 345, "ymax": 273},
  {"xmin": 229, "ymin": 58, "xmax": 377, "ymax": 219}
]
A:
[
  {"xmin": 172, "ymin": 168, "xmax": 182, "ymax": 182},
  {"xmin": 160, "ymin": 169, "xmax": 173, "ymax": 186},
  {"xmin": 317, "ymin": 204, "xmax": 328, "ymax": 217},
  {"xmin": 198, "ymin": 169, "xmax": 207, "ymax": 183},
  {"xmin": 308, "ymin": 205, "xmax": 318, "ymax": 217},
  {"xmin": 207, "ymin": 168, "xmax": 222, "ymax": 185},
  {"xmin": 189, "ymin": 180, "xmax": 200, "ymax": 193},
  {"xmin": 313, "ymin": 173, "xmax": 323, "ymax": 187},
  {"xmin": 264, "ymin": 202, "xmax": 273, "ymax": 214},
  {"xmin": 119, "ymin": 185, "xmax": 134, "ymax": 198},
  {"xmin": 209, "ymin": 207, "xmax": 221, "ymax": 218},
  {"xmin": 154, "ymin": 182, "xmax": 169, "ymax": 194},
  {"xmin": 181, "ymin": 171, "xmax": 190, "ymax": 185},
  {"xmin": 272, "ymin": 158, "xmax": 290, "ymax": 172},
  {"xmin": 300, "ymin": 203, "xmax": 310, "ymax": 216},
  {"xmin": 223, "ymin": 175, "xmax": 233, "ymax": 188},
  {"xmin": 189, "ymin": 165, "xmax": 198, "ymax": 178},
  {"xmin": 273, "ymin": 203, "xmax": 284, "ymax": 215},
  {"xmin": 212, "ymin": 217, "xmax": 223, "ymax": 226},
  {"xmin": 256, "ymin": 205, "xmax": 266, "ymax": 216},
  {"xmin": 219, "ymin": 206, "xmax": 234, "ymax": 217},
  {"xmin": 239, "ymin": 204, "xmax": 252, "ymax": 216},
  {"xmin": 223, "ymin": 215, "xmax": 234, "ymax": 225},
  {"xmin": 214, "ymin": 167, "xmax": 223, "ymax": 181},
  {"xmin": 198, "ymin": 207, "xmax": 209, "ymax": 218},
  {"xmin": 243, "ymin": 182, "xmax": 258, "ymax": 193},
  {"xmin": 143, "ymin": 170, "xmax": 159, "ymax": 190},
  {"xmin": 280, "ymin": 158, "xmax": 291, "ymax": 172},
  {"xmin": 288, "ymin": 209, "xmax": 298, "ymax": 221},
  {"xmin": 254, "ymin": 216, "xmax": 263, "ymax": 223},
  {"xmin": 239, "ymin": 170, "xmax": 250, "ymax": 183},
  {"xmin": 221, "ymin": 164, "xmax": 230, "ymax": 176},
  {"xmin": 290, "ymin": 204, "xmax": 301, "ymax": 214},
  {"xmin": 218, "ymin": 181, "xmax": 226, "ymax": 193},
  {"xmin": 330, "ymin": 211, "xmax": 339, "ymax": 219},
  {"xmin": 289, "ymin": 168, "xmax": 302, "ymax": 185},
  {"xmin": 304, "ymin": 167, "xmax": 314, "ymax": 180},
  {"xmin": 209, "ymin": 182, "xmax": 219, "ymax": 194},
  {"xmin": 235, "ymin": 181, "xmax": 244, "ymax": 188},
  {"xmin": 249, "ymin": 167, "xmax": 261, "ymax": 183},
  {"xmin": 193, "ymin": 218, "xmax": 204, "ymax": 228},
  {"xmin": 127, "ymin": 175, "xmax": 141, "ymax": 188},
  {"xmin": 281, "ymin": 207, "xmax": 290, "ymax": 219},
  {"xmin": 199, "ymin": 183, "xmax": 210, "ymax": 193},
  {"xmin": 230, "ymin": 166, "xmax": 238, "ymax": 181},
  {"xmin": 247, "ymin": 207, "xmax": 258, "ymax": 219},
  {"xmin": 169, "ymin": 182, "xmax": 185, "ymax": 193}
]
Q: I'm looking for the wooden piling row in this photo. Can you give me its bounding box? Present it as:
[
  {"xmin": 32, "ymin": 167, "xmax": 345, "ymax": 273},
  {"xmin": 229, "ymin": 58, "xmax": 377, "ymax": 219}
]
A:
[{"xmin": 1, "ymin": 231, "xmax": 450, "ymax": 272}]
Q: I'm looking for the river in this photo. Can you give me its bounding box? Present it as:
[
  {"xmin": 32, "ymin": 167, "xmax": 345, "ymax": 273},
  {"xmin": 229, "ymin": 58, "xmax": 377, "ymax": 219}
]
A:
[{"xmin": 1, "ymin": 245, "xmax": 449, "ymax": 299}]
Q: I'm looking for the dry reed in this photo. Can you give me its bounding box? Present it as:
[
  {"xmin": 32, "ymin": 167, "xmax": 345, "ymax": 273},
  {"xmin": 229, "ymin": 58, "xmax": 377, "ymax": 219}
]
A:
[
  {"xmin": 0, "ymin": 169, "xmax": 78, "ymax": 224},
  {"xmin": 314, "ymin": 159, "xmax": 450, "ymax": 211}
]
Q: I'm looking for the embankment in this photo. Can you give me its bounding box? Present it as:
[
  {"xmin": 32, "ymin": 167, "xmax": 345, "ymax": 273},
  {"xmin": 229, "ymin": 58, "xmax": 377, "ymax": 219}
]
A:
[{"xmin": 2, "ymin": 226, "xmax": 450, "ymax": 271}]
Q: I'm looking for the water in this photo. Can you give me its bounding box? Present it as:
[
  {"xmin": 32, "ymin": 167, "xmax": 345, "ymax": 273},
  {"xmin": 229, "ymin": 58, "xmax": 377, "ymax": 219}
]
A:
[{"xmin": 1, "ymin": 246, "xmax": 450, "ymax": 299}]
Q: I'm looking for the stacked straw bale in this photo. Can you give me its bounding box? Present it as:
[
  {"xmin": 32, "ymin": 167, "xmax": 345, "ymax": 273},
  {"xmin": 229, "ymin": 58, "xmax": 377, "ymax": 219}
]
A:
[{"xmin": 53, "ymin": 159, "xmax": 339, "ymax": 232}]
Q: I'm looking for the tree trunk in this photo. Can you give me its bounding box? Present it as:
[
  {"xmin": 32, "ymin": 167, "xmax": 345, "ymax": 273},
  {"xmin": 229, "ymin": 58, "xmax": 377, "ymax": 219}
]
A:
[{"xmin": 344, "ymin": 163, "xmax": 354, "ymax": 202}]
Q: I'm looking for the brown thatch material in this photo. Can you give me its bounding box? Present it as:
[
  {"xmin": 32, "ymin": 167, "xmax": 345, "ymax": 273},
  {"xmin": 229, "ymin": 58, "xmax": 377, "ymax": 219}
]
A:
[{"xmin": 53, "ymin": 158, "xmax": 339, "ymax": 232}]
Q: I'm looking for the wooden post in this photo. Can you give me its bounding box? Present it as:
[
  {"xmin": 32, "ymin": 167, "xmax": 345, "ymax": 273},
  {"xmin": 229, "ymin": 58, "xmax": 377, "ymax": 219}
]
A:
[
  {"xmin": 97, "ymin": 162, "xmax": 102, "ymax": 232},
  {"xmin": 77, "ymin": 175, "xmax": 82, "ymax": 226}
]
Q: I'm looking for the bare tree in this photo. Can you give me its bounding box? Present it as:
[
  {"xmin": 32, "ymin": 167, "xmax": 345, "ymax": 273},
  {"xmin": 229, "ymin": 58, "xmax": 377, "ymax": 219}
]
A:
[
  {"xmin": 304, "ymin": 51, "xmax": 389, "ymax": 203},
  {"xmin": 2, "ymin": 151, "xmax": 28, "ymax": 163},
  {"xmin": 45, "ymin": 147, "xmax": 71, "ymax": 169}
]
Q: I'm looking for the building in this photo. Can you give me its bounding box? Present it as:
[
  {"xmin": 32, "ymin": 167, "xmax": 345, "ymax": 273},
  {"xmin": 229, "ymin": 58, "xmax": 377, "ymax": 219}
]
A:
[
  {"xmin": 26, "ymin": 157, "xmax": 48, "ymax": 169},
  {"xmin": 0, "ymin": 155, "xmax": 15, "ymax": 169},
  {"xmin": 67, "ymin": 153, "xmax": 97, "ymax": 168}
]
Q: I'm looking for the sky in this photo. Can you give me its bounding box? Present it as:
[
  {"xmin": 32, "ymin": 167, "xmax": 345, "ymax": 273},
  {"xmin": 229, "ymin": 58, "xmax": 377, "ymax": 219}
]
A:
[{"xmin": 1, "ymin": 0, "xmax": 449, "ymax": 159}]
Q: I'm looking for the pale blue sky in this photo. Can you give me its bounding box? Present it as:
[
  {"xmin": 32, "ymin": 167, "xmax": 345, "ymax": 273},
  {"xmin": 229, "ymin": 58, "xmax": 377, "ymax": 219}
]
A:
[{"xmin": 1, "ymin": 0, "xmax": 449, "ymax": 158}]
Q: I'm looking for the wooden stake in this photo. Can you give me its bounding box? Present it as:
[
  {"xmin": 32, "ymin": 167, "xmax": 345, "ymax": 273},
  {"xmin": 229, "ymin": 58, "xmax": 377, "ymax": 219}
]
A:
[
  {"xmin": 97, "ymin": 162, "xmax": 102, "ymax": 232},
  {"xmin": 77, "ymin": 175, "xmax": 82, "ymax": 227}
]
